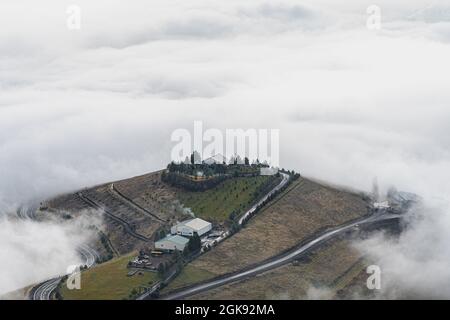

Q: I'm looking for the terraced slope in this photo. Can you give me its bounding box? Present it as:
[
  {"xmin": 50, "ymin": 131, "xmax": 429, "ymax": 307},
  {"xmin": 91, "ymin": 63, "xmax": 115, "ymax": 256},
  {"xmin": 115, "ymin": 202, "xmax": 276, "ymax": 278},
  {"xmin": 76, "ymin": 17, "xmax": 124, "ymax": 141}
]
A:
[
  {"xmin": 44, "ymin": 171, "xmax": 278, "ymax": 258},
  {"xmin": 44, "ymin": 171, "xmax": 185, "ymax": 256}
]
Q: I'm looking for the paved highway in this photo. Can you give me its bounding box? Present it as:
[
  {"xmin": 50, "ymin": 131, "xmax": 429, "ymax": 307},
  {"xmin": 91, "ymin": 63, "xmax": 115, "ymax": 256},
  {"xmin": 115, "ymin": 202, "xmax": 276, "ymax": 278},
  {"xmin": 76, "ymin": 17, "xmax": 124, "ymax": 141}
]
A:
[
  {"xmin": 137, "ymin": 171, "xmax": 291, "ymax": 300},
  {"xmin": 31, "ymin": 278, "xmax": 61, "ymax": 301},
  {"xmin": 28, "ymin": 181, "xmax": 156, "ymax": 299},
  {"xmin": 30, "ymin": 244, "xmax": 99, "ymax": 300},
  {"xmin": 162, "ymin": 211, "xmax": 401, "ymax": 300},
  {"xmin": 17, "ymin": 204, "xmax": 101, "ymax": 300},
  {"xmin": 17, "ymin": 204, "xmax": 38, "ymax": 220}
]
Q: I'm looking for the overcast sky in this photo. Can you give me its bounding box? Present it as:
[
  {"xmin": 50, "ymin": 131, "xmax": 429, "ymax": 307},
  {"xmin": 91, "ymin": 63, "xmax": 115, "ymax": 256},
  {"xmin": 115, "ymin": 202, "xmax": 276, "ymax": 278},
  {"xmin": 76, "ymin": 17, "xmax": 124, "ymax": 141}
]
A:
[{"xmin": 1, "ymin": 0, "xmax": 450, "ymax": 296}]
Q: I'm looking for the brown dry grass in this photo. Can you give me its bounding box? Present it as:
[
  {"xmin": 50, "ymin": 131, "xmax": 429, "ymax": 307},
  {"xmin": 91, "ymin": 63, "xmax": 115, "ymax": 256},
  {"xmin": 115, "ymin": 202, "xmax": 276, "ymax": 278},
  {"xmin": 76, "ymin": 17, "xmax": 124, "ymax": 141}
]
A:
[
  {"xmin": 45, "ymin": 171, "xmax": 184, "ymax": 257},
  {"xmin": 189, "ymin": 177, "xmax": 370, "ymax": 276},
  {"xmin": 114, "ymin": 171, "xmax": 182, "ymax": 223},
  {"xmin": 189, "ymin": 239, "xmax": 365, "ymax": 300}
]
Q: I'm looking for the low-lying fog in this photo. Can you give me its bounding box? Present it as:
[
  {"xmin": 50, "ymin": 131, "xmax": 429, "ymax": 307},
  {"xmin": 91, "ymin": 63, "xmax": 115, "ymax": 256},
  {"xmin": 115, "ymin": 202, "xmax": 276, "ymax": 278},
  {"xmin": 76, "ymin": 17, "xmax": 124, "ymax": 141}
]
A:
[{"xmin": 1, "ymin": 0, "xmax": 449, "ymax": 297}]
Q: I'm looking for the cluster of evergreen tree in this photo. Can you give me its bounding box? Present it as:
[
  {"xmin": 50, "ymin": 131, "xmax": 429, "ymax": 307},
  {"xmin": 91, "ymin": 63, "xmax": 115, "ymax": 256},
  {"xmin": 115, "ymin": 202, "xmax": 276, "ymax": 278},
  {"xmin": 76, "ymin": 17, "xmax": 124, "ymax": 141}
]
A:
[
  {"xmin": 161, "ymin": 170, "xmax": 227, "ymax": 191},
  {"xmin": 167, "ymin": 161, "xmax": 228, "ymax": 177},
  {"xmin": 157, "ymin": 261, "xmax": 172, "ymax": 278},
  {"xmin": 186, "ymin": 232, "xmax": 202, "ymax": 253},
  {"xmin": 99, "ymin": 231, "xmax": 114, "ymax": 262},
  {"xmin": 252, "ymin": 175, "xmax": 281, "ymax": 200},
  {"xmin": 168, "ymin": 152, "xmax": 268, "ymax": 177},
  {"xmin": 154, "ymin": 228, "xmax": 167, "ymax": 241}
]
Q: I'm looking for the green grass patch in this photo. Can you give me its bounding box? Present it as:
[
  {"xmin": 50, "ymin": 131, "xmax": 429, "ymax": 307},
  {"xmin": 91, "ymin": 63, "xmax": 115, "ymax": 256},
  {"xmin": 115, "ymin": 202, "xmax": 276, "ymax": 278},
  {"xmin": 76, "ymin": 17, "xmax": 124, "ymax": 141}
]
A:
[
  {"xmin": 60, "ymin": 253, "xmax": 159, "ymax": 300},
  {"xmin": 161, "ymin": 264, "xmax": 216, "ymax": 294},
  {"xmin": 176, "ymin": 175, "xmax": 277, "ymax": 223}
]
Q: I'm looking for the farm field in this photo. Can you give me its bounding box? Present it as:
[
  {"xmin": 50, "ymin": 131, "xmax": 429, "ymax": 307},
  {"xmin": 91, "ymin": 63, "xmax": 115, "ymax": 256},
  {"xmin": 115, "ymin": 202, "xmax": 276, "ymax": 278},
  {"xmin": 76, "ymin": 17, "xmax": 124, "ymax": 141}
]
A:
[{"xmin": 175, "ymin": 175, "xmax": 280, "ymax": 224}]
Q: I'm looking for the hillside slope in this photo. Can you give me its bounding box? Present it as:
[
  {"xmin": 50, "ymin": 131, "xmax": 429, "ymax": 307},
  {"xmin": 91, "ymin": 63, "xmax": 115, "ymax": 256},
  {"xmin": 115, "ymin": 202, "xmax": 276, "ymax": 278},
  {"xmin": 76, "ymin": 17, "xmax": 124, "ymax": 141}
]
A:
[
  {"xmin": 43, "ymin": 171, "xmax": 280, "ymax": 260},
  {"xmin": 162, "ymin": 177, "xmax": 370, "ymax": 292},
  {"xmin": 189, "ymin": 239, "xmax": 364, "ymax": 300},
  {"xmin": 43, "ymin": 171, "xmax": 184, "ymax": 256}
]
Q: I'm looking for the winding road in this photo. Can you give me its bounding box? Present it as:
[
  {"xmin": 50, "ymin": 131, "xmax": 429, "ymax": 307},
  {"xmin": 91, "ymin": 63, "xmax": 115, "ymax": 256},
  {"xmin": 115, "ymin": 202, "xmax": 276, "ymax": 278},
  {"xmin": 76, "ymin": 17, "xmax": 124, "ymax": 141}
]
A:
[
  {"xmin": 30, "ymin": 244, "xmax": 99, "ymax": 300},
  {"xmin": 162, "ymin": 210, "xmax": 401, "ymax": 300},
  {"xmin": 17, "ymin": 204, "xmax": 38, "ymax": 220},
  {"xmin": 30, "ymin": 180, "xmax": 161, "ymax": 299},
  {"xmin": 25, "ymin": 170, "xmax": 401, "ymax": 301},
  {"xmin": 136, "ymin": 171, "xmax": 292, "ymax": 299},
  {"xmin": 16, "ymin": 205, "xmax": 101, "ymax": 300}
]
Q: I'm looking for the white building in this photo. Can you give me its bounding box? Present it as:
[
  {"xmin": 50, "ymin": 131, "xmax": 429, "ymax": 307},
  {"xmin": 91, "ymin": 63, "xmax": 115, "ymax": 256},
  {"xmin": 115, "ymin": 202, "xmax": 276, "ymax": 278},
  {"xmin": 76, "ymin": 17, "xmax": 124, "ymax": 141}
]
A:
[
  {"xmin": 204, "ymin": 153, "xmax": 227, "ymax": 165},
  {"xmin": 196, "ymin": 171, "xmax": 204, "ymax": 177},
  {"xmin": 260, "ymin": 167, "xmax": 278, "ymax": 176},
  {"xmin": 374, "ymin": 201, "xmax": 390, "ymax": 209},
  {"xmin": 155, "ymin": 235, "xmax": 189, "ymax": 252},
  {"xmin": 171, "ymin": 218, "xmax": 212, "ymax": 237}
]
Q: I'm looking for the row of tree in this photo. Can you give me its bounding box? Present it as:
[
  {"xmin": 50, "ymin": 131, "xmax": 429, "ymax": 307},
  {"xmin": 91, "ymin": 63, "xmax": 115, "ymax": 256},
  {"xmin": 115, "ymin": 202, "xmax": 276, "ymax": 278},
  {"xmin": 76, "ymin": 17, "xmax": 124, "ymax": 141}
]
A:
[
  {"xmin": 167, "ymin": 161, "xmax": 228, "ymax": 176},
  {"xmin": 157, "ymin": 232, "xmax": 201, "ymax": 279},
  {"xmin": 161, "ymin": 170, "xmax": 228, "ymax": 191},
  {"xmin": 237, "ymin": 171, "xmax": 300, "ymax": 227}
]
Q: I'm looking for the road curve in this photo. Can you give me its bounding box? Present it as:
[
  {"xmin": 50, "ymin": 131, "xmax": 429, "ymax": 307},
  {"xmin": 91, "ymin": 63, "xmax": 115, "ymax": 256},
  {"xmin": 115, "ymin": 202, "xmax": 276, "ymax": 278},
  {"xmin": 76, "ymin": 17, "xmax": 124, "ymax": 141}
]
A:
[
  {"xmin": 17, "ymin": 204, "xmax": 38, "ymax": 220},
  {"xmin": 162, "ymin": 212, "xmax": 401, "ymax": 300},
  {"xmin": 30, "ymin": 244, "xmax": 99, "ymax": 300},
  {"xmin": 32, "ymin": 278, "xmax": 61, "ymax": 301},
  {"xmin": 136, "ymin": 171, "xmax": 292, "ymax": 300},
  {"xmin": 14, "ymin": 205, "xmax": 101, "ymax": 300},
  {"xmin": 29, "ymin": 181, "xmax": 154, "ymax": 299}
]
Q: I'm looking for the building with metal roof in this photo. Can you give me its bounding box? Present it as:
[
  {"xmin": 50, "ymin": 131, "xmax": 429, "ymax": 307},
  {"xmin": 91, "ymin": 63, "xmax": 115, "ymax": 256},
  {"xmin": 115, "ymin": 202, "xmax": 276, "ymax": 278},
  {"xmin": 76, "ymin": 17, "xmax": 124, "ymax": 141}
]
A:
[
  {"xmin": 155, "ymin": 235, "xmax": 190, "ymax": 252},
  {"xmin": 170, "ymin": 218, "xmax": 212, "ymax": 237}
]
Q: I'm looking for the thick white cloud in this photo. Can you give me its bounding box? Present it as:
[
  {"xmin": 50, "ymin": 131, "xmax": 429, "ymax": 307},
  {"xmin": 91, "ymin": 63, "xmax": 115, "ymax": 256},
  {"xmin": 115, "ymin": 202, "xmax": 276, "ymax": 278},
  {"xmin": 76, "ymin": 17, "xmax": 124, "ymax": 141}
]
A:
[
  {"xmin": 355, "ymin": 202, "xmax": 450, "ymax": 299},
  {"xmin": 0, "ymin": 0, "xmax": 449, "ymax": 296},
  {"xmin": 0, "ymin": 211, "xmax": 101, "ymax": 295}
]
